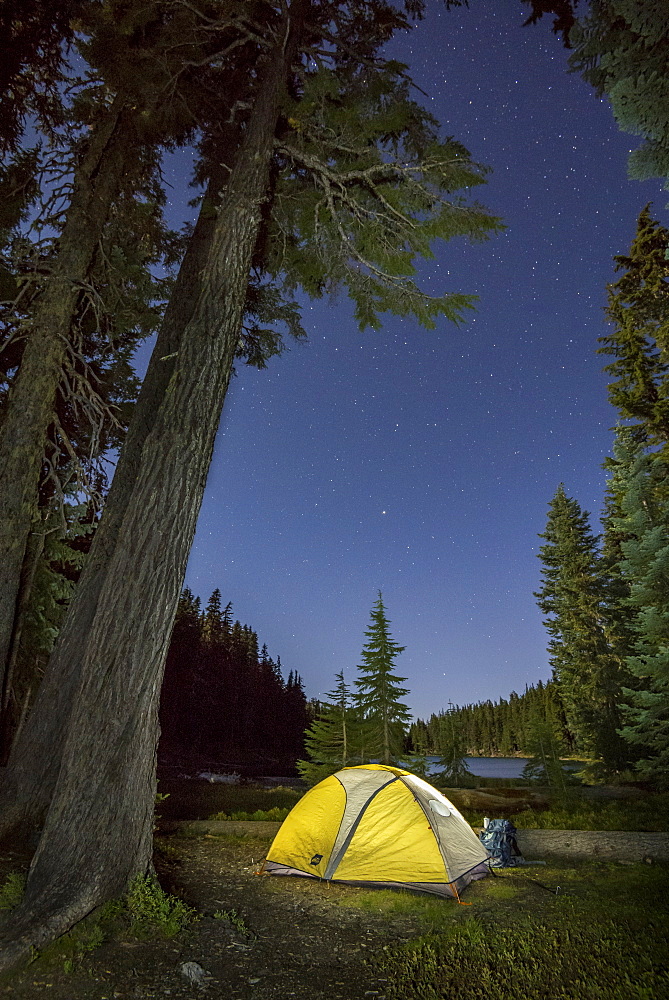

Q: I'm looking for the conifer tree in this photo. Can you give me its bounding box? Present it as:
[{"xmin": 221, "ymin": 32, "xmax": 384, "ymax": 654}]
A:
[
  {"xmin": 0, "ymin": 154, "xmax": 176, "ymax": 754},
  {"xmin": 521, "ymin": 716, "xmax": 571, "ymax": 794},
  {"xmin": 0, "ymin": 0, "xmax": 77, "ymax": 155},
  {"xmin": 297, "ymin": 671, "xmax": 356, "ymax": 785},
  {"xmin": 159, "ymin": 588, "xmax": 311, "ymax": 768},
  {"xmin": 175, "ymin": 588, "xmax": 202, "ymax": 631},
  {"xmin": 203, "ymin": 589, "xmax": 225, "ymax": 646},
  {"xmin": 593, "ymin": 210, "xmax": 669, "ymax": 783},
  {"xmin": 408, "ymin": 718, "xmax": 429, "ymax": 753},
  {"xmin": 599, "ymin": 479, "xmax": 636, "ymax": 653},
  {"xmin": 282, "ymin": 671, "xmax": 309, "ymax": 759},
  {"xmin": 354, "ymin": 593, "xmax": 411, "ymax": 765},
  {"xmin": 272, "ymin": 654, "xmax": 285, "ymax": 689},
  {"xmin": 608, "ymin": 430, "xmax": 669, "ymax": 786},
  {"xmin": 411, "ymin": 680, "xmax": 571, "ymax": 758},
  {"xmin": 598, "ymin": 206, "xmax": 669, "ymax": 450},
  {"xmin": 535, "ymin": 485, "xmax": 629, "ymax": 774},
  {"xmin": 0, "ymin": 2, "xmax": 271, "ymax": 835},
  {"xmin": 433, "ymin": 710, "xmax": 472, "ymax": 787},
  {"xmin": 158, "ymin": 587, "xmax": 203, "ymax": 767},
  {"xmin": 524, "ymin": 3, "xmax": 669, "ymax": 187},
  {"xmin": 569, "ymin": 3, "xmax": 669, "ymax": 187},
  {"xmin": 0, "ymin": 0, "xmax": 206, "ymax": 720},
  {"xmin": 0, "ymin": 499, "xmax": 95, "ymax": 762}
]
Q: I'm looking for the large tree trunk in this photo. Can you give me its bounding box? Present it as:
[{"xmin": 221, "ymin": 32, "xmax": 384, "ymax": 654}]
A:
[
  {"xmin": 0, "ymin": 526, "xmax": 45, "ymax": 764},
  {"xmin": 0, "ymin": 7, "xmax": 302, "ymax": 968},
  {"xmin": 0, "ymin": 98, "xmax": 129, "ymax": 714},
  {"xmin": 0, "ymin": 167, "xmax": 226, "ymax": 838}
]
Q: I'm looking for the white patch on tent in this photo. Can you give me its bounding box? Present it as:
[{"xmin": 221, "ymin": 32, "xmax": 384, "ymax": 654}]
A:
[
  {"xmin": 428, "ymin": 798, "xmax": 451, "ymax": 817},
  {"xmin": 403, "ymin": 773, "xmax": 468, "ymax": 823}
]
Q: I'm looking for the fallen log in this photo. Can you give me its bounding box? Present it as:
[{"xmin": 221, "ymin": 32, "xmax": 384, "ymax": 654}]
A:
[{"xmin": 516, "ymin": 829, "xmax": 669, "ymax": 862}]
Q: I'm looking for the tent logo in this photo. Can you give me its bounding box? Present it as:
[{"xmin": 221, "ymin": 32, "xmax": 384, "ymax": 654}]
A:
[{"xmin": 309, "ymin": 854, "xmax": 323, "ymax": 866}]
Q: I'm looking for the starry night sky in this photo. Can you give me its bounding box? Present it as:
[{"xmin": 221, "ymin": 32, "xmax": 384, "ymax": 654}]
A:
[{"xmin": 160, "ymin": 1, "xmax": 667, "ymax": 721}]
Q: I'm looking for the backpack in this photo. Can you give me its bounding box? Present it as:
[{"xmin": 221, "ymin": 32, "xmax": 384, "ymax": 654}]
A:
[{"xmin": 479, "ymin": 817, "xmax": 523, "ymax": 867}]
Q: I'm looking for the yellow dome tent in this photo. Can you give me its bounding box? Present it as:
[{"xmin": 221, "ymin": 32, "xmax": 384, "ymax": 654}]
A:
[{"xmin": 264, "ymin": 764, "xmax": 490, "ymax": 898}]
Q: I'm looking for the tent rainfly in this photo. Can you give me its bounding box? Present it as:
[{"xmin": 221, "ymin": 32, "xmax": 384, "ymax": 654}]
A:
[{"xmin": 263, "ymin": 764, "xmax": 490, "ymax": 898}]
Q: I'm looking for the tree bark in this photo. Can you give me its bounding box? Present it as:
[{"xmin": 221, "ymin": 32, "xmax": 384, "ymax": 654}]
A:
[
  {"xmin": 0, "ymin": 5, "xmax": 303, "ymax": 968},
  {"xmin": 0, "ymin": 169, "xmax": 225, "ymax": 838},
  {"xmin": 0, "ymin": 526, "xmax": 45, "ymax": 764},
  {"xmin": 0, "ymin": 97, "xmax": 128, "ymax": 713}
]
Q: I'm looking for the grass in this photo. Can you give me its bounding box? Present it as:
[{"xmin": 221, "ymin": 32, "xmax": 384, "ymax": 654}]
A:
[
  {"xmin": 478, "ymin": 877, "xmax": 520, "ymax": 900},
  {"xmin": 208, "ymin": 806, "xmax": 292, "ymax": 821},
  {"xmin": 157, "ymin": 780, "xmax": 302, "ymax": 821},
  {"xmin": 461, "ymin": 792, "xmax": 669, "ymax": 832},
  {"xmin": 36, "ymin": 911, "xmax": 109, "ymax": 974},
  {"xmin": 353, "ymin": 860, "xmax": 669, "ymax": 1000},
  {"xmin": 213, "ymin": 907, "xmax": 253, "ymax": 938},
  {"xmin": 509, "ymin": 793, "xmax": 669, "ymax": 831}
]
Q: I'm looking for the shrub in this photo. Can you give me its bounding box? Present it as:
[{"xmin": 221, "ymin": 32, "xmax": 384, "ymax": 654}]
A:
[{"xmin": 125, "ymin": 875, "xmax": 197, "ymax": 937}]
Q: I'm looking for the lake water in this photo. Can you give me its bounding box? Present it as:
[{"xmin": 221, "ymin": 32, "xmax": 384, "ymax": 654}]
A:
[
  {"xmin": 419, "ymin": 756, "xmax": 530, "ymax": 779},
  {"xmin": 192, "ymin": 756, "xmax": 535, "ymax": 783},
  {"xmin": 462, "ymin": 757, "xmax": 529, "ymax": 778}
]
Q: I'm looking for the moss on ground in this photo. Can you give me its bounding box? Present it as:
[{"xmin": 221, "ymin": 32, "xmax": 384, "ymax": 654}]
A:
[{"xmin": 0, "ymin": 871, "xmax": 25, "ymax": 911}]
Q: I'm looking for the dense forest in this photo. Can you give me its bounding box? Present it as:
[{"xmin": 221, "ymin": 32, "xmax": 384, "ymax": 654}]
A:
[
  {"xmin": 160, "ymin": 589, "xmax": 567, "ymax": 770},
  {"xmin": 159, "ymin": 588, "xmax": 309, "ymax": 774},
  {"xmin": 163, "ymin": 589, "xmax": 568, "ymax": 771},
  {"xmin": 408, "ymin": 681, "xmax": 568, "ymax": 758}
]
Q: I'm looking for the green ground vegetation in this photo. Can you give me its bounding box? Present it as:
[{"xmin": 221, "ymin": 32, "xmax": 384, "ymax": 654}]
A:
[
  {"xmin": 0, "ymin": 870, "xmax": 196, "ymax": 976},
  {"xmin": 461, "ymin": 791, "xmax": 669, "ymax": 833},
  {"xmin": 3, "ymin": 836, "xmax": 666, "ymax": 997},
  {"xmin": 209, "ymin": 806, "xmax": 292, "ymax": 822},
  {"xmin": 123, "ymin": 874, "xmax": 197, "ymax": 939},
  {"xmin": 504, "ymin": 793, "xmax": 669, "ymax": 832},
  {"xmin": 213, "ymin": 907, "xmax": 253, "ymax": 939},
  {"xmin": 351, "ymin": 860, "xmax": 669, "ymax": 1000},
  {"xmin": 157, "ymin": 780, "xmax": 302, "ymax": 822},
  {"xmin": 0, "ymin": 872, "xmax": 24, "ymax": 911},
  {"xmin": 158, "ymin": 781, "xmax": 669, "ymax": 833}
]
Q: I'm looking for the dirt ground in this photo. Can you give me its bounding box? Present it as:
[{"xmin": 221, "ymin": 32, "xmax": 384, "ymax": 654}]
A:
[{"xmin": 0, "ymin": 832, "xmax": 426, "ymax": 1000}]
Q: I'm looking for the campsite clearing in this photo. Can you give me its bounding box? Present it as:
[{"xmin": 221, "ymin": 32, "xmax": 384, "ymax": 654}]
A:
[{"xmin": 1, "ymin": 831, "xmax": 667, "ymax": 999}]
